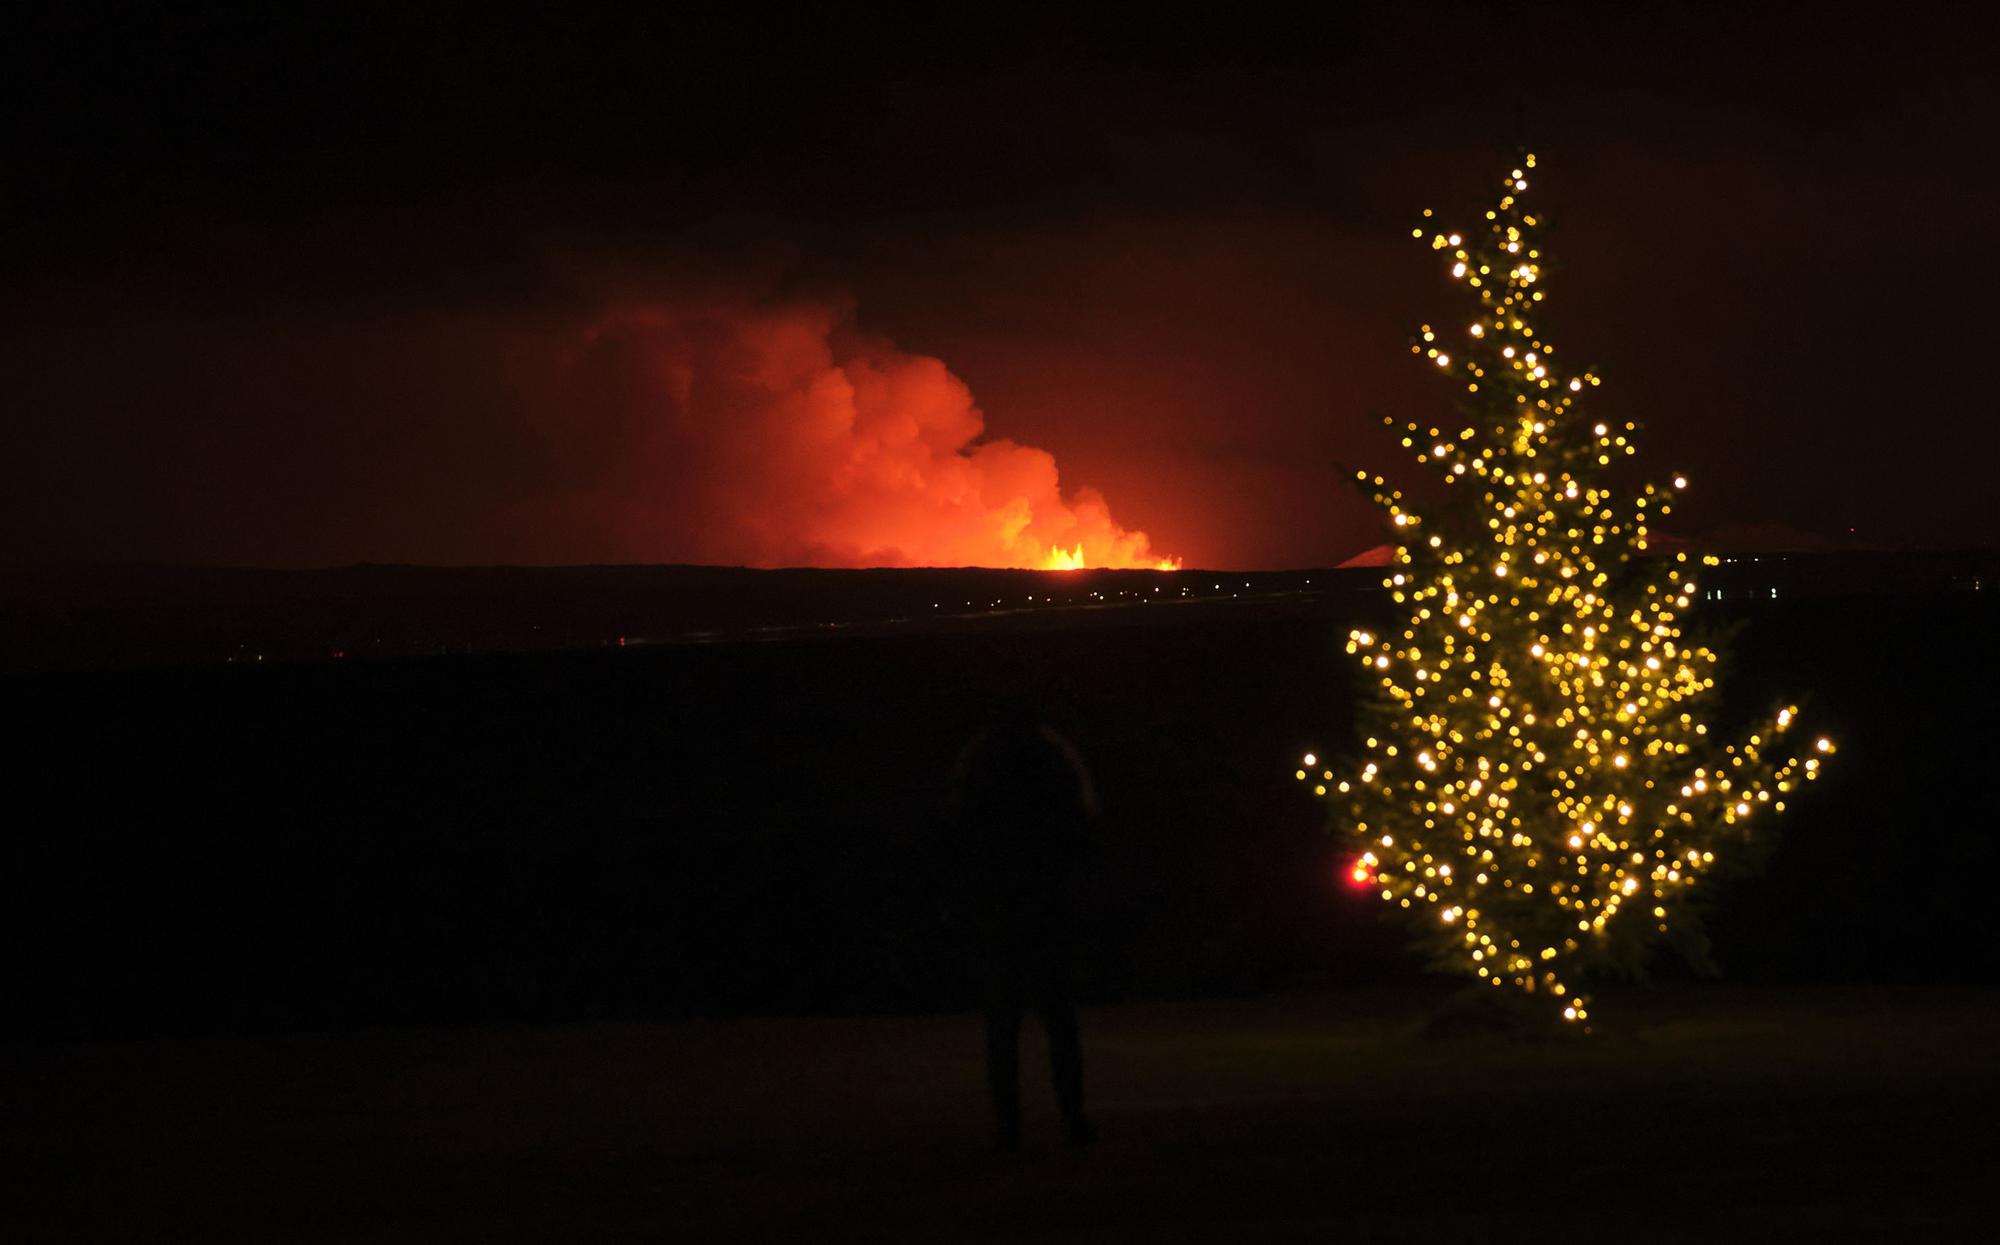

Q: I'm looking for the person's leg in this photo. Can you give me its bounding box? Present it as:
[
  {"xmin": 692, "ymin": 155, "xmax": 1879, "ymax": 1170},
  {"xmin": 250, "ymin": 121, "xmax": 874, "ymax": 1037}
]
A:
[
  {"xmin": 1040, "ymin": 983, "xmax": 1093, "ymax": 1145},
  {"xmin": 984, "ymin": 999, "xmax": 1024, "ymax": 1151}
]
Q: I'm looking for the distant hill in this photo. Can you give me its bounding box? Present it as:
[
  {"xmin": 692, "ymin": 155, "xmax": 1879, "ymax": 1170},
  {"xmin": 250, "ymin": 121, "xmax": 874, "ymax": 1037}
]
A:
[
  {"xmin": 3, "ymin": 552, "xmax": 1992, "ymax": 674},
  {"xmin": 0, "ymin": 564, "xmax": 1362, "ymax": 673}
]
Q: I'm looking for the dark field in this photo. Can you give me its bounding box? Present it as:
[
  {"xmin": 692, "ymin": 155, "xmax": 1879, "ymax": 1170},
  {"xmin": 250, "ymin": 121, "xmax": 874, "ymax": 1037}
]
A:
[
  {"xmin": 7, "ymin": 572, "xmax": 1993, "ymax": 1032},
  {"xmin": 5, "ymin": 569, "xmax": 1996, "ymax": 1238},
  {"xmin": 8, "ymin": 986, "xmax": 1995, "ymax": 1240}
]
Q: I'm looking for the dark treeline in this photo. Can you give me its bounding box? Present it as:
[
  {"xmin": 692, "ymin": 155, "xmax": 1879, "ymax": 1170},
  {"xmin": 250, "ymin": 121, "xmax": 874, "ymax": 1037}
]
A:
[{"xmin": 7, "ymin": 589, "xmax": 1992, "ymax": 1037}]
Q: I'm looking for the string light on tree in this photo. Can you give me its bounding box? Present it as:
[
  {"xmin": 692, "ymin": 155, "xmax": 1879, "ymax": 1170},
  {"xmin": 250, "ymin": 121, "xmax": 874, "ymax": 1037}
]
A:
[{"xmin": 1302, "ymin": 154, "xmax": 1833, "ymax": 1026}]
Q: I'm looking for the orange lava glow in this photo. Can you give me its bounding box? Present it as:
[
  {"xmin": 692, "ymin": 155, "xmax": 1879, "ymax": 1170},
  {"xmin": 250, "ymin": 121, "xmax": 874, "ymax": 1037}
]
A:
[{"xmin": 571, "ymin": 300, "xmax": 1179, "ymax": 570}]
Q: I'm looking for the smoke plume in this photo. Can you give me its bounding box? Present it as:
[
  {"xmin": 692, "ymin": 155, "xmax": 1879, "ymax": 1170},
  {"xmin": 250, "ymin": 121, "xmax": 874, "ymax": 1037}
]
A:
[{"xmin": 554, "ymin": 298, "xmax": 1174, "ymax": 569}]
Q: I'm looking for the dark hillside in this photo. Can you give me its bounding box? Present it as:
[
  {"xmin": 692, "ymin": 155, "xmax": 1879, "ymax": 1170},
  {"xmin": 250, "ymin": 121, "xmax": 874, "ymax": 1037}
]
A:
[{"xmin": 6, "ymin": 574, "xmax": 1993, "ymax": 1036}]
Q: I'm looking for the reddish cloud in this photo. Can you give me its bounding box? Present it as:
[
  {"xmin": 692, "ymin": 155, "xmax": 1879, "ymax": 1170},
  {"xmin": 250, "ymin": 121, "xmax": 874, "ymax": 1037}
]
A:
[
  {"xmin": 547, "ymin": 299, "xmax": 1173, "ymax": 568},
  {"xmin": 0, "ymin": 292, "xmax": 1173, "ymax": 570}
]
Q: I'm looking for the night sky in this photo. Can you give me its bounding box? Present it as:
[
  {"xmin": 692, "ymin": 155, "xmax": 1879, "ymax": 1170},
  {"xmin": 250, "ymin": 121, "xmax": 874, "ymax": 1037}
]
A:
[{"xmin": 5, "ymin": 6, "xmax": 1993, "ymax": 569}]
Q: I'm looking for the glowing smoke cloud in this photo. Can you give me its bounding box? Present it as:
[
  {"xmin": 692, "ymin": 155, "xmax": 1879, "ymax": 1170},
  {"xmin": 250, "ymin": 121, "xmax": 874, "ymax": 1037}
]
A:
[{"xmin": 563, "ymin": 299, "xmax": 1176, "ymax": 569}]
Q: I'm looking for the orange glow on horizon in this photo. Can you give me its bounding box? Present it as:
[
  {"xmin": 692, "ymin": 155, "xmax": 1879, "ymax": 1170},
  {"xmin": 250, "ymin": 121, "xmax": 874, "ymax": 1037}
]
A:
[{"xmin": 572, "ymin": 301, "xmax": 1179, "ymax": 570}]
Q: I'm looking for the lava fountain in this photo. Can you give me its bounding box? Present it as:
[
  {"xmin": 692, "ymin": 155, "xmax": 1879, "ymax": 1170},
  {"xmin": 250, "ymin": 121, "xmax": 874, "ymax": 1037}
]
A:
[{"xmin": 1039, "ymin": 543, "xmax": 1180, "ymax": 571}]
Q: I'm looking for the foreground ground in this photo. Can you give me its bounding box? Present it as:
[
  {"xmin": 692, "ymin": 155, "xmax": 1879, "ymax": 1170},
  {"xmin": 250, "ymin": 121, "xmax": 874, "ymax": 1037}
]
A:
[{"xmin": 7, "ymin": 985, "xmax": 1996, "ymax": 1242}]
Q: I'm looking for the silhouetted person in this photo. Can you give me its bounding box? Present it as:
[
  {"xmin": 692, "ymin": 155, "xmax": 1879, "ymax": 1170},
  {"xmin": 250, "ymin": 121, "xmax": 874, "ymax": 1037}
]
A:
[{"xmin": 948, "ymin": 698, "xmax": 1099, "ymax": 1152}]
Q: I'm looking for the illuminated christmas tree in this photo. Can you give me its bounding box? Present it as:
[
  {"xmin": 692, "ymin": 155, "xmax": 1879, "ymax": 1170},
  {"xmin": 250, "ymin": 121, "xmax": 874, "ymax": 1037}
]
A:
[{"xmin": 1300, "ymin": 154, "xmax": 1833, "ymax": 1025}]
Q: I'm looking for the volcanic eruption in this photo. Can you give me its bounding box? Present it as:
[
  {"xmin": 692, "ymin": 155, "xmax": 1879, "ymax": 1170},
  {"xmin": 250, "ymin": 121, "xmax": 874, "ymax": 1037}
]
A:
[{"xmin": 566, "ymin": 298, "xmax": 1177, "ymax": 570}]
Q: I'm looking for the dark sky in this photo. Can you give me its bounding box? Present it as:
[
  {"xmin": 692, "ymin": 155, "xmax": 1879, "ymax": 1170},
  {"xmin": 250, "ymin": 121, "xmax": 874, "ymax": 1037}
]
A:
[{"xmin": 5, "ymin": 5, "xmax": 1993, "ymax": 568}]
